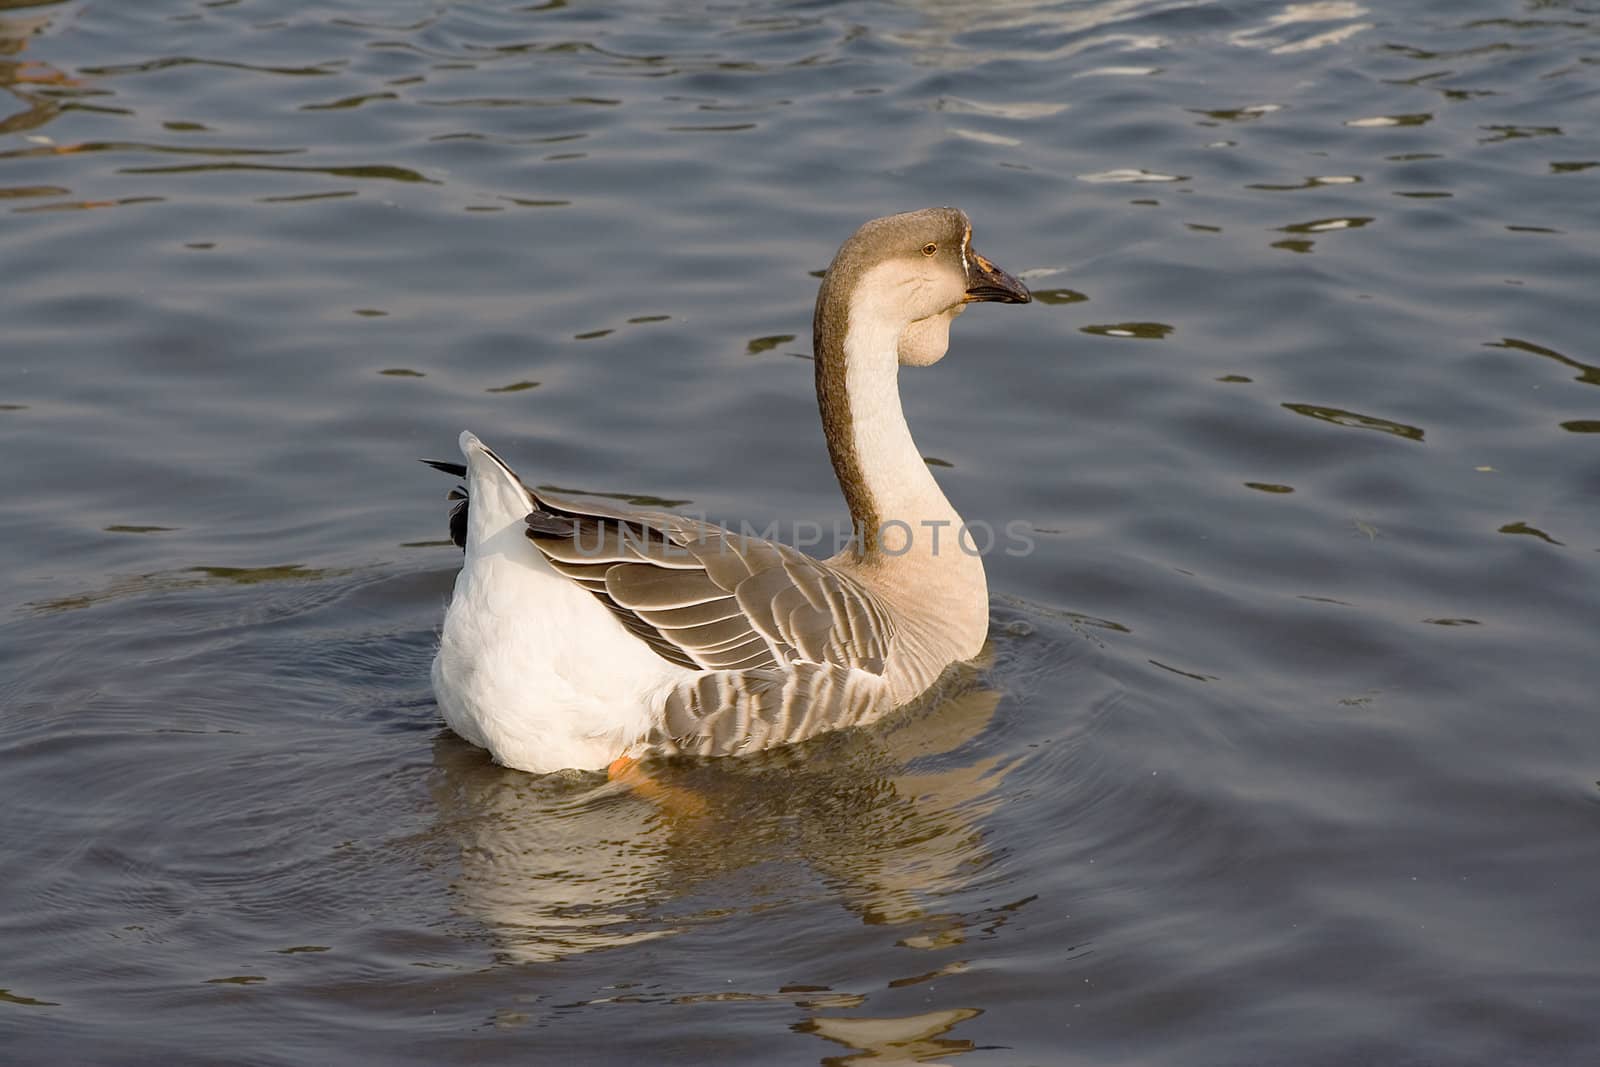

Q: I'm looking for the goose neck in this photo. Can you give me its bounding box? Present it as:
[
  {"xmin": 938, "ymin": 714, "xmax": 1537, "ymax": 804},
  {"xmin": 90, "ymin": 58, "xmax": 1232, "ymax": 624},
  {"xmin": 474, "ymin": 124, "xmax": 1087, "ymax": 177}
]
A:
[{"xmin": 814, "ymin": 297, "xmax": 961, "ymax": 560}]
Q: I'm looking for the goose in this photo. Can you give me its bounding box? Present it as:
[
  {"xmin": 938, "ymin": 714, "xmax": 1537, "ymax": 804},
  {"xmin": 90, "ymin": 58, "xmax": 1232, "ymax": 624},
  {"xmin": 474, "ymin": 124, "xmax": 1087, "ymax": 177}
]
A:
[{"xmin": 425, "ymin": 207, "xmax": 1030, "ymax": 774}]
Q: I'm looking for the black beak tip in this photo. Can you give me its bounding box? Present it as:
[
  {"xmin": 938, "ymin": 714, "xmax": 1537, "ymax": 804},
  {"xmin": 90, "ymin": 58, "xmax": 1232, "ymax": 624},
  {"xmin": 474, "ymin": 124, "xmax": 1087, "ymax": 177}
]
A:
[
  {"xmin": 966, "ymin": 279, "xmax": 1032, "ymax": 305},
  {"xmin": 965, "ymin": 251, "xmax": 1032, "ymax": 305}
]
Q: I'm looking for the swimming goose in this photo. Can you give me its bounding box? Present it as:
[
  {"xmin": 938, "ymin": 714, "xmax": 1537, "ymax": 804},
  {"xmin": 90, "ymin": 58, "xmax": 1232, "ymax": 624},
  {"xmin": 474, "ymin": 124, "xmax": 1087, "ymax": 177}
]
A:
[{"xmin": 426, "ymin": 207, "xmax": 1030, "ymax": 773}]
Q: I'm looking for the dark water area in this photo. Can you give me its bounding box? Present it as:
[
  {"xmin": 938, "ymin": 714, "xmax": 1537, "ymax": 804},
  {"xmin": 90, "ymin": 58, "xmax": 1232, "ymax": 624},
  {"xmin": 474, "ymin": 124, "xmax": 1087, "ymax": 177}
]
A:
[{"xmin": 3, "ymin": 0, "xmax": 1598, "ymax": 1062}]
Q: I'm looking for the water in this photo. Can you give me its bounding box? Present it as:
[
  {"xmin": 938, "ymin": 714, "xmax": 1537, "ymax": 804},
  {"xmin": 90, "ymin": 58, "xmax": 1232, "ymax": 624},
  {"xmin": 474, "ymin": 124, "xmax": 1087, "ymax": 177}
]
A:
[{"xmin": 3, "ymin": 0, "xmax": 1597, "ymax": 1062}]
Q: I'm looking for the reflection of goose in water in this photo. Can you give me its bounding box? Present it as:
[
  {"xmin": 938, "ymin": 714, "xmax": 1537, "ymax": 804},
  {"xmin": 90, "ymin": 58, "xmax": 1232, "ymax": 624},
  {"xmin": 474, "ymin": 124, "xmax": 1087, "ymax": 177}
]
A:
[
  {"xmin": 425, "ymin": 741, "xmax": 670, "ymax": 963},
  {"xmin": 426, "ymin": 667, "xmax": 1012, "ymax": 964},
  {"xmin": 797, "ymin": 1007, "xmax": 984, "ymax": 1066}
]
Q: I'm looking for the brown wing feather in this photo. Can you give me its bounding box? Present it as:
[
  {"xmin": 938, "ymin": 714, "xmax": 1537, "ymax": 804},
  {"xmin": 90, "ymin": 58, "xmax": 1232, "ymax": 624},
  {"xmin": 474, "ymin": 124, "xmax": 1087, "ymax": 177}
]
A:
[
  {"xmin": 424, "ymin": 461, "xmax": 894, "ymax": 676},
  {"xmin": 646, "ymin": 662, "xmax": 891, "ymax": 757},
  {"xmin": 519, "ymin": 499, "xmax": 893, "ymax": 676}
]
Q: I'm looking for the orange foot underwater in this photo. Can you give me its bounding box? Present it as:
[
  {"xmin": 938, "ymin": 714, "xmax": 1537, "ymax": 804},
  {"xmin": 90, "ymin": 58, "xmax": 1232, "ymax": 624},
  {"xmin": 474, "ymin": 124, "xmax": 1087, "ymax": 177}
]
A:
[{"xmin": 607, "ymin": 755, "xmax": 707, "ymax": 819}]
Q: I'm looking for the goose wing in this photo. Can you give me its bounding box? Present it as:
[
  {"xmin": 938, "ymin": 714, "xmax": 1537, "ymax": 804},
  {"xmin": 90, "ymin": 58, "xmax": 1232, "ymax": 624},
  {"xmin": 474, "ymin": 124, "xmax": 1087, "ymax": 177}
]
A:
[
  {"xmin": 523, "ymin": 494, "xmax": 896, "ymax": 677},
  {"xmin": 646, "ymin": 661, "xmax": 890, "ymax": 757}
]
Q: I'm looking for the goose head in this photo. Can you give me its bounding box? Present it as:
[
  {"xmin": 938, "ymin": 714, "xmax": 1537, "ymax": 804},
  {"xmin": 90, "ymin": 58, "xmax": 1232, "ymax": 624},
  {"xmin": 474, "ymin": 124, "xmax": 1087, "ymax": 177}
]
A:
[{"xmin": 816, "ymin": 206, "xmax": 1031, "ymax": 368}]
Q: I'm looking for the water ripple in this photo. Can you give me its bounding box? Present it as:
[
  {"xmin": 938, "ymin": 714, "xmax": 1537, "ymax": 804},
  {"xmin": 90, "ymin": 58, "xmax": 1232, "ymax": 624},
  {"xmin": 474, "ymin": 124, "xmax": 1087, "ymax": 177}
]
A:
[{"xmin": 4, "ymin": 0, "xmax": 1600, "ymax": 1063}]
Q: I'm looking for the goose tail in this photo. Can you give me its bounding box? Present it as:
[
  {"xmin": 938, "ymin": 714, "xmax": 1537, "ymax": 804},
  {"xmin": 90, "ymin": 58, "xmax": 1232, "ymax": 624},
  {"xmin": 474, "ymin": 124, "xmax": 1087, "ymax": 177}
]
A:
[{"xmin": 421, "ymin": 432, "xmax": 536, "ymax": 552}]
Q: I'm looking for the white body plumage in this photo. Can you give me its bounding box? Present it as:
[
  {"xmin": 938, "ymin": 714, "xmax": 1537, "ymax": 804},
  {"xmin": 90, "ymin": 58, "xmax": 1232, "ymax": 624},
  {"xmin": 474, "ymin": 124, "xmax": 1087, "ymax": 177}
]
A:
[{"xmin": 431, "ymin": 433, "xmax": 691, "ymax": 772}]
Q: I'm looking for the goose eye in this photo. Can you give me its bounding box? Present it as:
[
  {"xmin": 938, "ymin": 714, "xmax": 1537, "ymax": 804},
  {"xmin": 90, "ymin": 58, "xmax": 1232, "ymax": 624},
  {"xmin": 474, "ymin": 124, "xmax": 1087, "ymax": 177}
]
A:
[{"xmin": 921, "ymin": 242, "xmax": 938, "ymax": 256}]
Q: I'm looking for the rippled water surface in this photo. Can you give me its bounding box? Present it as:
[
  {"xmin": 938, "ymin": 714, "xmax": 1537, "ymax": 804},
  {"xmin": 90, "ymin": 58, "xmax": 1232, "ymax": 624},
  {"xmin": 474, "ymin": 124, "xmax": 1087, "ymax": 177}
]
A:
[{"xmin": 4, "ymin": 0, "xmax": 1598, "ymax": 1062}]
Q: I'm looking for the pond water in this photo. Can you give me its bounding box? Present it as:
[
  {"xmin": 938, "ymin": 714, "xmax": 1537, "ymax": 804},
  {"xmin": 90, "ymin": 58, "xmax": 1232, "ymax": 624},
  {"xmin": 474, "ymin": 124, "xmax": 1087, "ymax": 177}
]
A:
[{"xmin": 3, "ymin": 0, "xmax": 1597, "ymax": 1063}]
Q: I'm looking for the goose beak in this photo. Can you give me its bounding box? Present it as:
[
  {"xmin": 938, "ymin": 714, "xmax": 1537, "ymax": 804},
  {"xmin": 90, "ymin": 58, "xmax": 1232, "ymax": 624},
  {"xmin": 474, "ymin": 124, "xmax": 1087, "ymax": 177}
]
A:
[{"xmin": 964, "ymin": 250, "xmax": 1032, "ymax": 304}]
